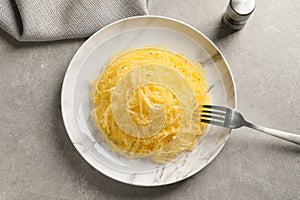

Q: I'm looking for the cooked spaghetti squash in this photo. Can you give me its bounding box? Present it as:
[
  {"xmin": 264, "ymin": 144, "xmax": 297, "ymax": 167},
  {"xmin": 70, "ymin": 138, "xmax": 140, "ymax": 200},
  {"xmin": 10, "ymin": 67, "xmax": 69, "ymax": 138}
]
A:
[{"xmin": 91, "ymin": 47, "xmax": 210, "ymax": 164}]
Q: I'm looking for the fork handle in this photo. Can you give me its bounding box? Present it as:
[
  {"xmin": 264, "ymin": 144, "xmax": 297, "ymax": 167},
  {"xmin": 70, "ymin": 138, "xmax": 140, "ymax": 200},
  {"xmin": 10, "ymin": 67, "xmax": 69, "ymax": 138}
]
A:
[{"xmin": 245, "ymin": 123, "xmax": 300, "ymax": 145}]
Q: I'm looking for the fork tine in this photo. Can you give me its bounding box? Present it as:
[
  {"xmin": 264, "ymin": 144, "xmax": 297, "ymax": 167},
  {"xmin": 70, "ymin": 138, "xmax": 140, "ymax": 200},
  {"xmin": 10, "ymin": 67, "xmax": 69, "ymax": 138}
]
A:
[
  {"xmin": 202, "ymin": 105, "xmax": 227, "ymax": 112},
  {"xmin": 200, "ymin": 119, "xmax": 225, "ymax": 127},
  {"xmin": 201, "ymin": 114, "xmax": 225, "ymax": 121},
  {"xmin": 202, "ymin": 109, "xmax": 226, "ymax": 116}
]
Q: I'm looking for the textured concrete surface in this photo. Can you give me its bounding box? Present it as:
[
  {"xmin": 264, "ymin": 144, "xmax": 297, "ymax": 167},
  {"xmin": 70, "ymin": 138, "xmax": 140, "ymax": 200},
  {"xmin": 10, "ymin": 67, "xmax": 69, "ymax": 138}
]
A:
[{"xmin": 1, "ymin": 0, "xmax": 299, "ymax": 199}]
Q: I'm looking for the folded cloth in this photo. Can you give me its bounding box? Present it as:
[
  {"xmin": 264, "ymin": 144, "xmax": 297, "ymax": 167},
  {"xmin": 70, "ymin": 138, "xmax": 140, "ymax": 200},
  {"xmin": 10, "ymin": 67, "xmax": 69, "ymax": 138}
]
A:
[{"xmin": 0, "ymin": 0, "xmax": 148, "ymax": 41}]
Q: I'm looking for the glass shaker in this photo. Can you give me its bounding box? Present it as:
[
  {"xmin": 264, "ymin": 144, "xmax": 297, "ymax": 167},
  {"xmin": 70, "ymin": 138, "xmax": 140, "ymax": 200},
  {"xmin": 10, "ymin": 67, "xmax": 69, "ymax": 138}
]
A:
[{"xmin": 223, "ymin": 0, "xmax": 256, "ymax": 30}]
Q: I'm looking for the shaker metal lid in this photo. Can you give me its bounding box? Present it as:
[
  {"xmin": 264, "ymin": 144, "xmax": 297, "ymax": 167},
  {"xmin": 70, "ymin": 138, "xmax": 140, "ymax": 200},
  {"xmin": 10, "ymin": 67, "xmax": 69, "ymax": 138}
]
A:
[{"xmin": 228, "ymin": 0, "xmax": 255, "ymax": 22}]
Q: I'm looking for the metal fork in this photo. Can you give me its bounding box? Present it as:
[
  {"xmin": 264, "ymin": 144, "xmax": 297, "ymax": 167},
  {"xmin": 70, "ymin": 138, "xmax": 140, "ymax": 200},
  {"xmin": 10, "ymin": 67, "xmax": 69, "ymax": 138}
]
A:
[{"xmin": 198, "ymin": 105, "xmax": 300, "ymax": 145}]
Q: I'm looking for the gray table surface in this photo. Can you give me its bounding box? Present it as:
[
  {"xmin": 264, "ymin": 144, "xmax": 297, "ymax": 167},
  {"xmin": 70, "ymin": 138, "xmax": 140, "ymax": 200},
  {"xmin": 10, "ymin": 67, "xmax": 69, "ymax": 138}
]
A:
[{"xmin": 1, "ymin": 0, "xmax": 299, "ymax": 199}]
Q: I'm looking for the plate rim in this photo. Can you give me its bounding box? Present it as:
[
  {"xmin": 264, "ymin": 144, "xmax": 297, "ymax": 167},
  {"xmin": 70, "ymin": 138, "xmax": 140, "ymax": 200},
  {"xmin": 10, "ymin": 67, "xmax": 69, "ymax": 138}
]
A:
[{"xmin": 61, "ymin": 15, "xmax": 237, "ymax": 186}]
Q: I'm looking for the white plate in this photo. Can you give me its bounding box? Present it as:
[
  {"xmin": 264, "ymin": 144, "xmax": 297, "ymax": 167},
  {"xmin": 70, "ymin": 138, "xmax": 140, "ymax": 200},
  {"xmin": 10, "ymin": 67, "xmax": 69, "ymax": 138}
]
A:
[{"xmin": 61, "ymin": 16, "xmax": 236, "ymax": 186}]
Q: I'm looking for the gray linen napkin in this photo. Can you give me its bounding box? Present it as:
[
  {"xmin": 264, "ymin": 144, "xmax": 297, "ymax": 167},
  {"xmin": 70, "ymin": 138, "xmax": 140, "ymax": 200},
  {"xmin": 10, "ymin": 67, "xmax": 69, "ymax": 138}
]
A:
[{"xmin": 0, "ymin": 0, "xmax": 148, "ymax": 41}]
